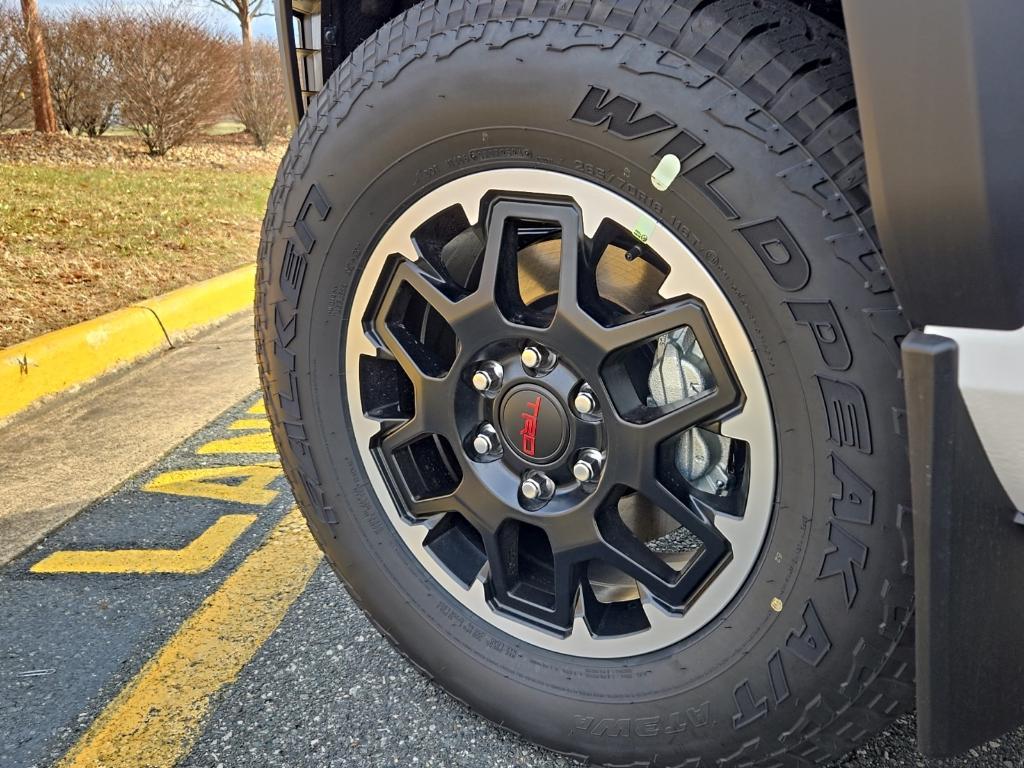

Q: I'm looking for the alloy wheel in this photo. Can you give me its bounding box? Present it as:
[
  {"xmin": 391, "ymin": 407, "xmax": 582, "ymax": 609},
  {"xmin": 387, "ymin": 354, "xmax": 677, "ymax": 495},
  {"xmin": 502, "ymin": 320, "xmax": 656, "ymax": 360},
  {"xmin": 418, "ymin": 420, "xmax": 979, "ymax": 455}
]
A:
[{"xmin": 346, "ymin": 170, "xmax": 775, "ymax": 657}]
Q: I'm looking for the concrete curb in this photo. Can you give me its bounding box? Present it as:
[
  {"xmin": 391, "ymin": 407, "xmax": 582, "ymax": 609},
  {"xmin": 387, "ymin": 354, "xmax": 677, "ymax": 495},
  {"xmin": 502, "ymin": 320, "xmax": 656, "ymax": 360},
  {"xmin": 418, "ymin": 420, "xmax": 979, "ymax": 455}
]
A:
[{"xmin": 0, "ymin": 264, "xmax": 256, "ymax": 423}]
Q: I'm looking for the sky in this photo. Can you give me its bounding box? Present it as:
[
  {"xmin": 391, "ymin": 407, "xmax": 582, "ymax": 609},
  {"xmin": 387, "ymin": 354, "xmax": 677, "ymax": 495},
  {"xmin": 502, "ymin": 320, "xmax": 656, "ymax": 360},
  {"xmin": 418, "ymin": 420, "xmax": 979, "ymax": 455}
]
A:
[{"xmin": 39, "ymin": 0, "xmax": 279, "ymax": 41}]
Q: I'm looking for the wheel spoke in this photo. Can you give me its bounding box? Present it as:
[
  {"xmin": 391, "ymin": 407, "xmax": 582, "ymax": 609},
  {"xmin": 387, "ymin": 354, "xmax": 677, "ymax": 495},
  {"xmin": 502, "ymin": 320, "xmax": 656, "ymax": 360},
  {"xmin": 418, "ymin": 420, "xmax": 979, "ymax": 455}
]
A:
[
  {"xmin": 391, "ymin": 259, "xmax": 462, "ymax": 324},
  {"xmin": 551, "ymin": 207, "xmax": 593, "ymax": 321},
  {"xmin": 550, "ymin": 553, "xmax": 583, "ymax": 628},
  {"xmin": 601, "ymin": 300, "xmax": 705, "ymax": 352},
  {"xmin": 623, "ymin": 384, "xmax": 740, "ymax": 446},
  {"xmin": 600, "ymin": 297, "xmax": 741, "ymax": 439},
  {"xmin": 370, "ymin": 259, "xmax": 464, "ymax": 379},
  {"xmin": 377, "ymin": 378, "xmax": 452, "ymax": 450},
  {"xmin": 473, "ymin": 202, "xmax": 521, "ymax": 315},
  {"xmin": 473, "ymin": 198, "xmax": 595, "ymax": 337},
  {"xmin": 599, "ymin": 298, "xmax": 733, "ymax": 376},
  {"xmin": 406, "ymin": 489, "xmax": 463, "ymax": 518},
  {"xmin": 378, "ymin": 414, "xmax": 426, "ymax": 457},
  {"xmin": 636, "ymin": 479, "xmax": 732, "ymax": 607},
  {"xmin": 479, "ymin": 521, "xmax": 580, "ymax": 631},
  {"xmin": 594, "ymin": 503, "xmax": 681, "ymax": 590}
]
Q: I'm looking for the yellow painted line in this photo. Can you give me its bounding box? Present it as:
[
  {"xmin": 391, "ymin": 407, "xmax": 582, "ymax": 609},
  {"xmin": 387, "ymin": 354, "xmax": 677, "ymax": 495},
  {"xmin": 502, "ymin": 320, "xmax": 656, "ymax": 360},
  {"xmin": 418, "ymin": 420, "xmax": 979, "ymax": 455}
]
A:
[
  {"xmin": 31, "ymin": 515, "xmax": 257, "ymax": 574},
  {"xmin": 247, "ymin": 400, "xmax": 266, "ymax": 415},
  {"xmin": 55, "ymin": 510, "xmax": 321, "ymax": 768},
  {"xmin": 197, "ymin": 431, "xmax": 277, "ymax": 455},
  {"xmin": 0, "ymin": 265, "xmax": 255, "ymax": 422},
  {"xmin": 143, "ymin": 464, "xmax": 283, "ymax": 506},
  {"xmin": 228, "ymin": 418, "xmax": 269, "ymax": 430}
]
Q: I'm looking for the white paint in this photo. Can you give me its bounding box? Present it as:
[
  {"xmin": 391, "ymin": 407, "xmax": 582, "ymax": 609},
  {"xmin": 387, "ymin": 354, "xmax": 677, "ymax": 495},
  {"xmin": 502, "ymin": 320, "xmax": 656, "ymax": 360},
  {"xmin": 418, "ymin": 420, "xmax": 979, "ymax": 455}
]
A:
[{"xmin": 927, "ymin": 323, "xmax": 1024, "ymax": 510}]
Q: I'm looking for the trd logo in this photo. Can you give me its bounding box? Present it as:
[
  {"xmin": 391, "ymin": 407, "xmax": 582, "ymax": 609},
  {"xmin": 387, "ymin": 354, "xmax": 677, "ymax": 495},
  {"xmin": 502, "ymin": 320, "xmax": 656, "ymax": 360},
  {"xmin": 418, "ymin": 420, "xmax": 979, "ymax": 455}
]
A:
[{"xmin": 519, "ymin": 396, "xmax": 542, "ymax": 457}]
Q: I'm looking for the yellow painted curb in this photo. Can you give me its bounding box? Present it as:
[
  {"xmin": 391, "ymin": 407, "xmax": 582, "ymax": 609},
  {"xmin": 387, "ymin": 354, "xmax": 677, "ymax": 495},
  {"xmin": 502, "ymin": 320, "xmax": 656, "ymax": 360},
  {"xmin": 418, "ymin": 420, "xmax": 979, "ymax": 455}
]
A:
[
  {"xmin": 144, "ymin": 264, "xmax": 256, "ymax": 337},
  {"xmin": 0, "ymin": 264, "xmax": 256, "ymax": 422}
]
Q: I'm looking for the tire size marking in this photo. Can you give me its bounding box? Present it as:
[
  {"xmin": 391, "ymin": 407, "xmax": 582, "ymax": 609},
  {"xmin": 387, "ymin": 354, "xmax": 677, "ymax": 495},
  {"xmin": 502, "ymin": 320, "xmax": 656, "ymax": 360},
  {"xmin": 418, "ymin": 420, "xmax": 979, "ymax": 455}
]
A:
[{"xmin": 417, "ymin": 146, "xmax": 534, "ymax": 187}]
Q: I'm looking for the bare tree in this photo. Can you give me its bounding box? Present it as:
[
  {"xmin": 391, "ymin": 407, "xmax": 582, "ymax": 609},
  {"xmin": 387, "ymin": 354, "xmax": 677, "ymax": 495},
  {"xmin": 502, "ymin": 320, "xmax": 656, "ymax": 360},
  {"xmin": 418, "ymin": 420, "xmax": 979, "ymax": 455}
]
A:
[
  {"xmin": 110, "ymin": 8, "xmax": 235, "ymax": 156},
  {"xmin": 19, "ymin": 0, "xmax": 57, "ymax": 132},
  {"xmin": 233, "ymin": 39, "xmax": 288, "ymax": 149},
  {"xmin": 208, "ymin": 0, "xmax": 273, "ymax": 138},
  {"xmin": 45, "ymin": 11, "xmax": 118, "ymax": 136},
  {"xmin": 208, "ymin": 0, "xmax": 270, "ymax": 50},
  {"xmin": 0, "ymin": 2, "xmax": 30, "ymax": 130}
]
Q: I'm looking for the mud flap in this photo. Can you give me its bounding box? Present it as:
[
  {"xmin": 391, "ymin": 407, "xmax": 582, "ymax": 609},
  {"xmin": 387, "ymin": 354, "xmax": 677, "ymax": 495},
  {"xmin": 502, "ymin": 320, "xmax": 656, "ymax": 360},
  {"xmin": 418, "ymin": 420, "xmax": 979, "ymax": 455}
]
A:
[{"xmin": 903, "ymin": 331, "xmax": 1024, "ymax": 757}]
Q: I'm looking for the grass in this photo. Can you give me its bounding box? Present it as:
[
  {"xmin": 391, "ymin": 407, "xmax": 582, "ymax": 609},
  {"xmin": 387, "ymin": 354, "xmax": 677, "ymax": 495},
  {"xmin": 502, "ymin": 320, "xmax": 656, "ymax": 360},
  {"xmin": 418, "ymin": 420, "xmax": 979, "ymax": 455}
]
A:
[
  {"xmin": 0, "ymin": 163, "xmax": 273, "ymax": 348},
  {"xmin": 103, "ymin": 121, "xmax": 248, "ymax": 138}
]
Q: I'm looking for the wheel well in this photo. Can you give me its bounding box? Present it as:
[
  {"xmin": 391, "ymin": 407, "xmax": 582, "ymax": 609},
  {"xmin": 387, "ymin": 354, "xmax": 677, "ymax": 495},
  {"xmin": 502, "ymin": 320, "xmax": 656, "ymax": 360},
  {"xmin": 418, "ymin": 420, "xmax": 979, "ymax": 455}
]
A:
[
  {"xmin": 788, "ymin": 0, "xmax": 845, "ymax": 29},
  {"xmin": 323, "ymin": 0, "xmax": 845, "ymax": 71}
]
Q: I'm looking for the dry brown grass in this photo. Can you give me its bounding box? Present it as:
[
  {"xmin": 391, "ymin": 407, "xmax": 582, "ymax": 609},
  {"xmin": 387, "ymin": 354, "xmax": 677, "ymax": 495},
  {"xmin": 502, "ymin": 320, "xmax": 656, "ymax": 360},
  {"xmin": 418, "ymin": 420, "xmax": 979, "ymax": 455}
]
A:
[{"xmin": 0, "ymin": 131, "xmax": 285, "ymax": 348}]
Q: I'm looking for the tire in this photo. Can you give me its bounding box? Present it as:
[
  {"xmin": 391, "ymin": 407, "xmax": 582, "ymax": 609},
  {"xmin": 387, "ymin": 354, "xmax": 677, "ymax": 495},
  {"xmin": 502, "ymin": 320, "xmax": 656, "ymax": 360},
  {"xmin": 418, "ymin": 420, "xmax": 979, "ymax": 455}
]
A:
[{"xmin": 255, "ymin": 1, "xmax": 915, "ymax": 766}]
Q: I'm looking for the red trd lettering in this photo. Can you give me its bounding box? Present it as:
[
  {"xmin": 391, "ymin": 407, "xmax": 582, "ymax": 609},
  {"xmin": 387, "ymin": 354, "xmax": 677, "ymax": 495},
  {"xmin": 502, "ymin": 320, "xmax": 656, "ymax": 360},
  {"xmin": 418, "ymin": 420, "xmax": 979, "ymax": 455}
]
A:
[{"xmin": 519, "ymin": 396, "xmax": 542, "ymax": 456}]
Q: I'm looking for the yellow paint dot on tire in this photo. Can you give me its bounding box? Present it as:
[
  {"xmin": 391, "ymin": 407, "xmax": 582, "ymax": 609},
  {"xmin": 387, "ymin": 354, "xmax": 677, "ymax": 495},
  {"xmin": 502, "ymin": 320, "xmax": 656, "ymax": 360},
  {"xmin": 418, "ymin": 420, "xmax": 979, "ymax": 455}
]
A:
[{"xmin": 770, "ymin": 597, "xmax": 784, "ymax": 612}]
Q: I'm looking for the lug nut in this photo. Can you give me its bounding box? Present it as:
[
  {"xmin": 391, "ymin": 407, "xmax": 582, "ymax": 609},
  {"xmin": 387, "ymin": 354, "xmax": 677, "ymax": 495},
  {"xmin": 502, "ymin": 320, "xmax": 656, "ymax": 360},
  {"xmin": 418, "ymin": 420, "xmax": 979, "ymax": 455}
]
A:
[
  {"xmin": 473, "ymin": 433, "xmax": 495, "ymax": 455},
  {"xmin": 521, "ymin": 346, "xmax": 542, "ymax": 369},
  {"xmin": 521, "ymin": 344, "xmax": 554, "ymax": 372},
  {"xmin": 521, "ymin": 477, "xmax": 543, "ymax": 500},
  {"xmin": 471, "ymin": 361, "xmax": 503, "ymax": 393},
  {"xmin": 472, "ymin": 423, "xmax": 500, "ymax": 457},
  {"xmin": 572, "ymin": 449, "xmax": 605, "ymax": 484},
  {"xmin": 520, "ymin": 472, "xmax": 555, "ymax": 503},
  {"xmin": 573, "ymin": 384, "xmax": 599, "ymax": 416}
]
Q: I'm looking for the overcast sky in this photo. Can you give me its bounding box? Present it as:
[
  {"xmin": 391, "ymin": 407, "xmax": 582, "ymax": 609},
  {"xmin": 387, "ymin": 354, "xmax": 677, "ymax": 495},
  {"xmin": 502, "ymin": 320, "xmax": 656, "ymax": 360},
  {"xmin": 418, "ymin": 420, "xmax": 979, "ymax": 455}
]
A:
[{"xmin": 38, "ymin": 0, "xmax": 279, "ymax": 41}]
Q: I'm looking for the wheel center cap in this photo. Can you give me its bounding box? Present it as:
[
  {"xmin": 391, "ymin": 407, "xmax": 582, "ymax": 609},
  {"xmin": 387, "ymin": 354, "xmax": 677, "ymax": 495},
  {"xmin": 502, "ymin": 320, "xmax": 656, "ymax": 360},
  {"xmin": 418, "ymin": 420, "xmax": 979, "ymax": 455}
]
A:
[{"xmin": 500, "ymin": 386, "xmax": 567, "ymax": 463}]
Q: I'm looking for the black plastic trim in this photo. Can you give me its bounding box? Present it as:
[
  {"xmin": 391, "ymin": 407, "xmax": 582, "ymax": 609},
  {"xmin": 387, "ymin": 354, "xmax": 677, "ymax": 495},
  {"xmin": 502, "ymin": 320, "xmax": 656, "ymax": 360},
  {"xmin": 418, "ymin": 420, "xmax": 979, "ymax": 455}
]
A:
[
  {"xmin": 903, "ymin": 331, "xmax": 1024, "ymax": 757},
  {"xmin": 844, "ymin": 0, "xmax": 1024, "ymax": 330},
  {"xmin": 275, "ymin": 0, "xmax": 305, "ymax": 127}
]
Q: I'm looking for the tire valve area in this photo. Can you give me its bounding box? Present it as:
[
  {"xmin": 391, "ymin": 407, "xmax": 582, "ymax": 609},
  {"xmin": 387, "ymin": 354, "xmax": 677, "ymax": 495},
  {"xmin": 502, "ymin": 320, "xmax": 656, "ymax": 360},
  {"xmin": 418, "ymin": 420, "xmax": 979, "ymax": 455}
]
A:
[{"xmin": 651, "ymin": 153, "xmax": 682, "ymax": 192}]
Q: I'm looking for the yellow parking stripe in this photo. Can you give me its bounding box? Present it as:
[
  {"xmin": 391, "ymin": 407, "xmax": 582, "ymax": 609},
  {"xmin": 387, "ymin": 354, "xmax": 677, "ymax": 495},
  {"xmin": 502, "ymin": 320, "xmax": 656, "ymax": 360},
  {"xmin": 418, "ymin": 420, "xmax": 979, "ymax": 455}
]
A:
[
  {"xmin": 56, "ymin": 510, "xmax": 322, "ymax": 768},
  {"xmin": 247, "ymin": 400, "xmax": 266, "ymax": 415},
  {"xmin": 197, "ymin": 431, "xmax": 277, "ymax": 454},
  {"xmin": 31, "ymin": 515, "xmax": 257, "ymax": 575},
  {"xmin": 227, "ymin": 418, "xmax": 269, "ymax": 430},
  {"xmin": 143, "ymin": 465, "xmax": 283, "ymax": 506}
]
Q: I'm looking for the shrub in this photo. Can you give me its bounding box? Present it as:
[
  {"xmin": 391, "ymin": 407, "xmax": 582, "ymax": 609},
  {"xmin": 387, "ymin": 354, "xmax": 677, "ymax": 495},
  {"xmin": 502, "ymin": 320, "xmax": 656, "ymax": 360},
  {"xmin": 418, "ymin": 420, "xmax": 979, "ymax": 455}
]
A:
[
  {"xmin": 234, "ymin": 39, "xmax": 289, "ymax": 150},
  {"xmin": 109, "ymin": 8, "xmax": 234, "ymax": 156},
  {"xmin": 45, "ymin": 10, "xmax": 118, "ymax": 136},
  {"xmin": 0, "ymin": 2, "xmax": 30, "ymax": 130}
]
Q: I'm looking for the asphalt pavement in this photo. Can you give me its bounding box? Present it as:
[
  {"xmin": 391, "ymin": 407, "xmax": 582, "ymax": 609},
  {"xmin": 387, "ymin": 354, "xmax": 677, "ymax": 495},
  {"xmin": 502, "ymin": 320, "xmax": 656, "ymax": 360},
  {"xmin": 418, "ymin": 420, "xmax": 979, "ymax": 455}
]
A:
[{"xmin": 2, "ymin": 388, "xmax": 1024, "ymax": 767}]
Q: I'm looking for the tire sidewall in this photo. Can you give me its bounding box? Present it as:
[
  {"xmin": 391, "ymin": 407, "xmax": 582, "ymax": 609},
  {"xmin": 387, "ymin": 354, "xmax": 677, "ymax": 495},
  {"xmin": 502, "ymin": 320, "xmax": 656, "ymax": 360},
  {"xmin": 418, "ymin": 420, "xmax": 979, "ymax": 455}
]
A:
[{"xmin": 259, "ymin": 19, "xmax": 911, "ymax": 763}]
